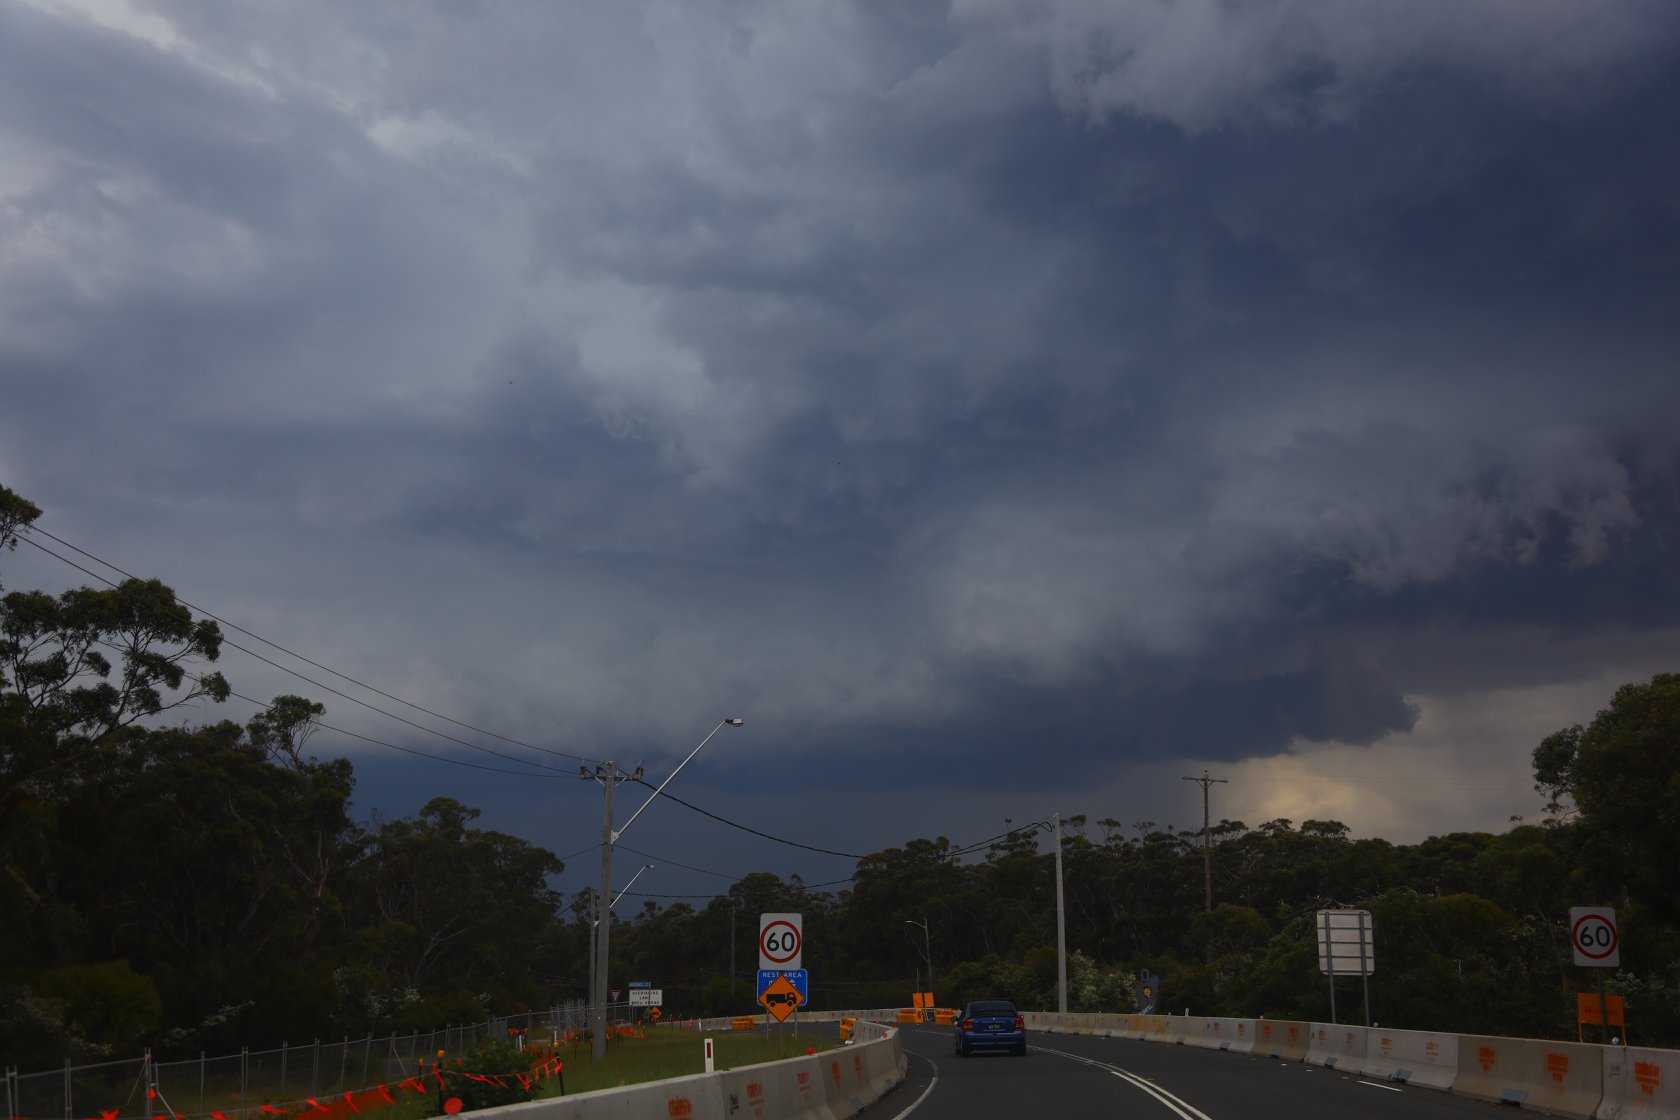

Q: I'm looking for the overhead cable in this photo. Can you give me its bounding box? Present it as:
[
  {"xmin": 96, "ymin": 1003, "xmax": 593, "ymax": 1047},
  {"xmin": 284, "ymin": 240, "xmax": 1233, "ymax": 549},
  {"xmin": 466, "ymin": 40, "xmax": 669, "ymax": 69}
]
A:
[
  {"xmin": 19, "ymin": 527, "xmax": 600, "ymax": 765},
  {"xmin": 634, "ymin": 780, "xmax": 866, "ymax": 859}
]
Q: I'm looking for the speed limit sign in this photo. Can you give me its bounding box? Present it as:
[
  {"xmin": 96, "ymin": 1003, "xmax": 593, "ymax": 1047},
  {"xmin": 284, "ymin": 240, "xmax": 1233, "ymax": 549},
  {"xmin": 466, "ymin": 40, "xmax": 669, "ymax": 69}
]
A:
[
  {"xmin": 759, "ymin": 912, "xmax": 803, "ymax": 970},
  {"xmin": 1569, "ymin": 906, "xmax": 1620, "ymax": 967}
]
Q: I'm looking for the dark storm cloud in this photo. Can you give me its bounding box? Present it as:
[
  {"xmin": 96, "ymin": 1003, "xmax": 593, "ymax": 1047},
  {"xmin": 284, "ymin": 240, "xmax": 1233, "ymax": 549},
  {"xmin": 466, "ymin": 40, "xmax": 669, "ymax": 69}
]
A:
[{"xmin": 2, "ymin": 0, "xmax": 1677, "ymax": 843}]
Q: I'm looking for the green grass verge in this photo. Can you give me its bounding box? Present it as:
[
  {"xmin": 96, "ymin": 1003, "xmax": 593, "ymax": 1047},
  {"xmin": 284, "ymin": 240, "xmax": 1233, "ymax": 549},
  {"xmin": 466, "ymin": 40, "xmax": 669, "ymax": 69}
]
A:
[{"xmin": 540, "ymin": 1026, "xmax": 839, "ymax": 1096}]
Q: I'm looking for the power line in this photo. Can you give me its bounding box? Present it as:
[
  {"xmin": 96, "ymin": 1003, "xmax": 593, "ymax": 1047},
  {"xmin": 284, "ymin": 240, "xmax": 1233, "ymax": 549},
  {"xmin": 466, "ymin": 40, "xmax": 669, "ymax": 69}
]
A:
[
  {"xmin": 213, "ymin": 682, "xmax": 574, "ymax": 779},
  {"xmin": 219, "ymin": 634, "xmax": 574, "ymax": 772},
  {"xmin": 18, "ymin": 527, "xmax": 601, "ymax": 766},
  {"xmin": 17, "ymin": 530, "xmax": 877, "ymax": 864},
  {"xmin": 595, "ymin": 823, "xmax": 1044, "ymax": 903},
  {"xmin": 24, "ymin": 534, "xmax": 570, "ymax": 775},
  {"xmin": 614, "ymin": 843, "xmax": 741, "ymax": 881},
  {"xmin": 635, "ymin": 781, "xmax": 866, "ymax": 858}
]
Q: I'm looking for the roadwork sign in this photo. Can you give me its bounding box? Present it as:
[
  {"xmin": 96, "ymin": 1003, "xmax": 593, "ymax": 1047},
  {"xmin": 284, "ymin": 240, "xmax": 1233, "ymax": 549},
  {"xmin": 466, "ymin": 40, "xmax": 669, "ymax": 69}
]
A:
[{"xmin": 758, "ymin": 973, "xmax": 804, "ymax": 1022}]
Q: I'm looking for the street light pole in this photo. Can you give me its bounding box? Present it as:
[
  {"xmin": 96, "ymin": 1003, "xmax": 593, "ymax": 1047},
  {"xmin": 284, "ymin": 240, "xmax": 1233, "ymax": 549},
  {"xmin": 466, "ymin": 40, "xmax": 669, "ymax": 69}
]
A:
[
  {"xmin": 588, "ymin": 863, "xmax": 653, "ymax": 1041},
  {"xmin": 1052, "ymin": 812, "xmax": 1067, "ymax": 1014},
  {"xmin": 904, "ymin": 918, "xmax": 932, "ymax": 991},
  {"xmin": 592, "ymin": 764, "xmax": 619, "ymax": 1060},
  {"xmin": 729, "ymin": 898, "xmax": 744, "ymax": 1013},
  {"xmin": 610, "ymin": 864, "xmax": 655, "ymax": 912},
  {"xmin": 584, "ymin": 719, "xmax": 742, "ymax": 1060}
]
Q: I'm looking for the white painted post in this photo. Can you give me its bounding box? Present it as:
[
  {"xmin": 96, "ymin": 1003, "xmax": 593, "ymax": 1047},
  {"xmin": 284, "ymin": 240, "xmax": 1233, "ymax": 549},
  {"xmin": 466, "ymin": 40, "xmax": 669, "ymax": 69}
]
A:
[{"xmin": 704, "ymin": 1038, "xmax": 715, "ymax": 1074}]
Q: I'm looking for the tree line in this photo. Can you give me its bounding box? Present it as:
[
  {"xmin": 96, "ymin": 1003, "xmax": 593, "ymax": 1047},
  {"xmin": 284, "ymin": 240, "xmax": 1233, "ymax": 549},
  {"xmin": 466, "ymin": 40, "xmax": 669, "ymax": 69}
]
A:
[{"xmin": 3, "ymin": 484, "xmax": 1677, "ymax": 1069}]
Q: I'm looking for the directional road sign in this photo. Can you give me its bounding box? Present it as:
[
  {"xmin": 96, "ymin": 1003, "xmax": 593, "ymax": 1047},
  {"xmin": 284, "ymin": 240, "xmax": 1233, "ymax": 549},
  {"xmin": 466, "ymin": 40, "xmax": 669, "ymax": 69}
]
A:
[
  {"xmin": 759, "ymin": 912, "xmax": 803, "ymax": 970},
  {"xmin": 1570, "ymin": 906, "xmax": 1620, "ymax": 967},
  {"xmin": 1316, "ymin": 909, "xmax": 1376, "ymax": 976}
]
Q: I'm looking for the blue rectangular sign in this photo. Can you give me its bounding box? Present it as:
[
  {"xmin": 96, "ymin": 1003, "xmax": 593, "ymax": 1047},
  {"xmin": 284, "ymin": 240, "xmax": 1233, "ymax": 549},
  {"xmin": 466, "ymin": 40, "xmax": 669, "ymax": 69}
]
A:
[{"xmin": 756, "ymin": 968, "xmax": 808, "ymax": 1002}]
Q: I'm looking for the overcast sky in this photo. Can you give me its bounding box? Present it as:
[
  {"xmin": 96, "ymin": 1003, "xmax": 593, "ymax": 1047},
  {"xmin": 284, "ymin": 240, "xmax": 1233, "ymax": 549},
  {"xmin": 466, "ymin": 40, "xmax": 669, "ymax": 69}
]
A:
[{"xmin": 3, "ymin": 0, "xmax": 1677, "ymax": 909}]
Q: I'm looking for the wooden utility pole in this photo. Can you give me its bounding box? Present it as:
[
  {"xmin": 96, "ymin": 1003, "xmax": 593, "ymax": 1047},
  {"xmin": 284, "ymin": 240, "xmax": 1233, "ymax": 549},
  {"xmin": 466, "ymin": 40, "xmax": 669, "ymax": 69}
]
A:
[{"xmin": 1181, "ymin": 770, "xmax": 1228, "ymax": 911}]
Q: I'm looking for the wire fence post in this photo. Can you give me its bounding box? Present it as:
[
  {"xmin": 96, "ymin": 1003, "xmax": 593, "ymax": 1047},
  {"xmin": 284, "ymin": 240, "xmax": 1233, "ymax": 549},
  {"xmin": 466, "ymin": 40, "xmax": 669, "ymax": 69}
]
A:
[
  {"xmin": 8, "ymin": 1064, "xmax": 18, "ymax": 1120},
  {"xmin": 62, "ymin": 1058, "xmax": 71, "ymax": 1120},
  {"xmin": 240, "ymin": 1047, "xmax": 248, "ymax": 1120},
  {"xmin": 279, "ymin": 1042, "xmax": 288, "ymax": 1101},
  {"xmin": 198, "ymin": 1051, "xmax": 206, "ymax": 1114},
  {"xmin": 143, "ymin": 1050, "xmax": 155, "ymax": 1120}
]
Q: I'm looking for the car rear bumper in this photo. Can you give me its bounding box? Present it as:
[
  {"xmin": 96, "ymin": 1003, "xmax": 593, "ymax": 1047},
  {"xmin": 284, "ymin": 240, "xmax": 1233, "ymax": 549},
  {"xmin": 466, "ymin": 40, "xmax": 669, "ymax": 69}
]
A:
[{"xmin": 958, "ymin": 1031, "xmax": 1026, "ymax": 1049}]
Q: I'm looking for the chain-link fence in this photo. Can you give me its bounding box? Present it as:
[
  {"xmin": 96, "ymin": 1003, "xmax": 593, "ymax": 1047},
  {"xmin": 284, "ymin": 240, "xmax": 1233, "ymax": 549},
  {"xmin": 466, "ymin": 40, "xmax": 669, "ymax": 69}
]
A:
[{"xmin": 4, "ymin": 1004, "xmax": 588, "ymax": 1120}]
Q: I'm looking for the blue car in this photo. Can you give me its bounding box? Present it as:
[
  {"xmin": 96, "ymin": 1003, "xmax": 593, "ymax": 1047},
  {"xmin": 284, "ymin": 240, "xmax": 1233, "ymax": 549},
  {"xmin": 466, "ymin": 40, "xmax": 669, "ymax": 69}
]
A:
[{"xmin": 954, "ymin": 999, "xmax": 1027, "ymax": 1056}]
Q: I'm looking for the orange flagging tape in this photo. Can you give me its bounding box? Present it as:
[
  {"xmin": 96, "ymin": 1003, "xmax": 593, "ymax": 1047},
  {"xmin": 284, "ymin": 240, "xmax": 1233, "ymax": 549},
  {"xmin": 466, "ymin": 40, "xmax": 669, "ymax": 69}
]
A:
[{"xmin": 75, "ymin": 1055, "xmax": 567, "ymax": 1120}]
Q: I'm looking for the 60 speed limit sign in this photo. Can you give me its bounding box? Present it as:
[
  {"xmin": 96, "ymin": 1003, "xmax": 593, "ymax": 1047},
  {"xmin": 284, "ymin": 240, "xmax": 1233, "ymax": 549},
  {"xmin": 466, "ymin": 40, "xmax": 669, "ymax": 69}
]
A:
[
  {"xmin": 1569, "ymin": 906, "xmax": 1620, "ymax": 968},
  {"xmin": 759, "ymin": 912, "xmax": 803, "ymax": 970}
]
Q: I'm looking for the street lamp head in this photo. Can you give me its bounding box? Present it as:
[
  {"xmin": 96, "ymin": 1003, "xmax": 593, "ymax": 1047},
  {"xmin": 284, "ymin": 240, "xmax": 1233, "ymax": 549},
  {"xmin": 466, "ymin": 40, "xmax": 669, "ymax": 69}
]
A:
[{"xmin": 725, "ymin": 717, "xmax": 744, "ymax": 726}]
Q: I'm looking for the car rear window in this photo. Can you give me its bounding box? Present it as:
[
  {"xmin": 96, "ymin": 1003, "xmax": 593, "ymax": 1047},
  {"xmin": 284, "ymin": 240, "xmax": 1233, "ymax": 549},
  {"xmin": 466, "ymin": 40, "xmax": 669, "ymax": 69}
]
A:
[{"xmin": 969, "ymin": 1001, "xmax": 1017, "ymax": 1015}]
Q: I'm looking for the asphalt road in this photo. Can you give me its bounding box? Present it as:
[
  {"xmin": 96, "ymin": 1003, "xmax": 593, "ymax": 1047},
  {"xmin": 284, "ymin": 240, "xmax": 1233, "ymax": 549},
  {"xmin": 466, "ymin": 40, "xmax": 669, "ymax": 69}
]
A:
[{"xmin": 884, "ymin": 1024, "xmax": 1523, "ymax": 1120}]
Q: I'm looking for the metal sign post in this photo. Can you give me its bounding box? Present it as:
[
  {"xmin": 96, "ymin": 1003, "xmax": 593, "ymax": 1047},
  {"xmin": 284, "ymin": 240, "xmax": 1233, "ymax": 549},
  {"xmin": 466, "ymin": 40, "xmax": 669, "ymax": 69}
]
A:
[
  {"xmin": 1317, "ymin": 909, "xmax": 1376, "ymax": 1025},
  {"xmin": 1570, "ymin": 907, "xmax": 1620, "ymax": 1044}
]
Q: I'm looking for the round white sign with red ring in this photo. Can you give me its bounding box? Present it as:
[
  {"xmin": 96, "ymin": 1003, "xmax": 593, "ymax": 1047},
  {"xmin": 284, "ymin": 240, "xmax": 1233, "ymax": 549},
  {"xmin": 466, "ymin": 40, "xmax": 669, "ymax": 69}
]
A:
[
  {"xmin": 1569, "ymin": 907, "xmax": 1619, "ymax": 967},
  {"xmin": 759, "ymin": 912, "xmax": 803, "ymax": 969}
]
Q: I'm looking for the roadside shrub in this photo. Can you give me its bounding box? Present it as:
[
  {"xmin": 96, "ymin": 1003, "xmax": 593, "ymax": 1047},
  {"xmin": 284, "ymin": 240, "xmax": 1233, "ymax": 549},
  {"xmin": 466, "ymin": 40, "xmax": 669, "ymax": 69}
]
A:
[{"xmin": 437, "ymin": 1041, "xmax": 537, "ymax": 1115}]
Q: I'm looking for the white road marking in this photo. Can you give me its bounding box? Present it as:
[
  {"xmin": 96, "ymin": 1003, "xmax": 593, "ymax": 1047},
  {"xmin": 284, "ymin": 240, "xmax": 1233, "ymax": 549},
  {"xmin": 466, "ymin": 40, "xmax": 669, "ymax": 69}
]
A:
[
  {"xmin": 1037, "ymin": 1044, "xmax": 1215, "ymax": 1120},
  {"xmin": 885, "ymin": 1046, "xmax": 940, "ymax": 1119},
  {"xmin": 1358, "ymin": 1080, "xmax": 1403, "ymax": 1092}
]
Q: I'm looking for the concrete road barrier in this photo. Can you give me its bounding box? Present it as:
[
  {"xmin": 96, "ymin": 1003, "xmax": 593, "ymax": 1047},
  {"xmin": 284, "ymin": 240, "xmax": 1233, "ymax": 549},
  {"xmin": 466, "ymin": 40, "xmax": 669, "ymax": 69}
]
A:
[
  {"xmin": 1600, "ymin": 1045, "xmax": 1680, "ymax": 1120},
  {"xmin": 1181, "ymin": 1017, "xmax": 1216, "ymax": 1049},
  {"xmin": 1255, "ymin": 1020, "xmax": 1309, "ymax": 1061},
  {"xmin": 1191, "ymin": 1017, "xmax": 1256, "ymax": 1054},
  {"xmin": 1306, "ymin": 1023, "xmax": 1369, "ymax": 1074},
  {"xmin": 1453, "ymin": 1035, "xmax": 1602, "ymax": 1119},
  {"xmin": 1161, "ymin": 1015, "xmax": 1194, "ymax": 1045},
  {"xmin": 819, "ymin": 1044, "xmax": 881, "ymax": 1118},
  {"xmin": 716, "ymin": 1054, "xmax": 836, "ymax": 1120},
  {"xmin": 459, "ymin": 1027, "xmax": 900, "ymax": 1120},
  {"xmin": 1363, "ymin": 1029, "xmax": 1457, "ymax": 1090},
  {"xmin": 1135, "ymin": 1014, "xmax": 1168, "ymax": 1041}
]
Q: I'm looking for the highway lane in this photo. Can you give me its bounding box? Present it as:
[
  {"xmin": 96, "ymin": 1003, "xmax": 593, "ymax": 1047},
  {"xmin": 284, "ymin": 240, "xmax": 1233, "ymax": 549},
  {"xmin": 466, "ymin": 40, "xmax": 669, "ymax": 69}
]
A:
[{"xmin": 886, "ymin": 1024, "xmax": 1520, "ymax": 1119}]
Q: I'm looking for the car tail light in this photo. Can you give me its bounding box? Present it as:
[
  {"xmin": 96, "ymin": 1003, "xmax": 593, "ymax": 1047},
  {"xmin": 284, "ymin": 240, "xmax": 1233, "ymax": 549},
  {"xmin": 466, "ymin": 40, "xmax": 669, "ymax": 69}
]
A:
[
  {"xmin": 1014, "ymin": 1017, "xmax": 1025, "ymax": 1030},
  {"xmin": 962, "ymin": 1019, "xmax": 974, "ymax": 1031}
]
